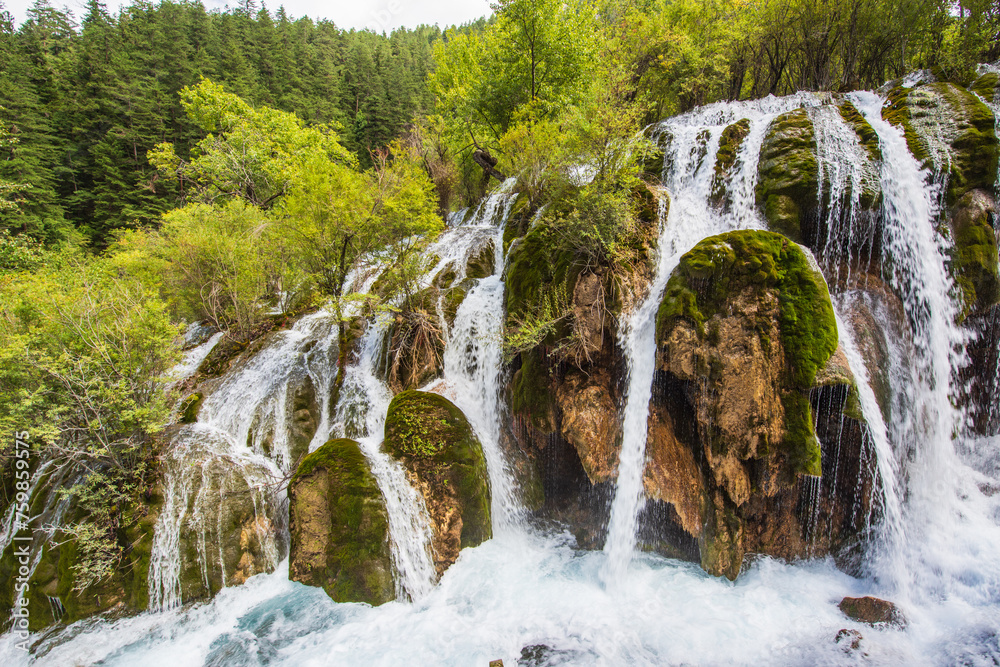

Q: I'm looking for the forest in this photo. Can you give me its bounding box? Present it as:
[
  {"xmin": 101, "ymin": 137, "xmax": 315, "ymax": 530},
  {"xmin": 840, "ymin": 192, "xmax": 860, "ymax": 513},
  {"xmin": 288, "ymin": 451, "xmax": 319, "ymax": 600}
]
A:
[{"xmin": 0, "ymin": 0, "xmax": 999, "ymax": 657}]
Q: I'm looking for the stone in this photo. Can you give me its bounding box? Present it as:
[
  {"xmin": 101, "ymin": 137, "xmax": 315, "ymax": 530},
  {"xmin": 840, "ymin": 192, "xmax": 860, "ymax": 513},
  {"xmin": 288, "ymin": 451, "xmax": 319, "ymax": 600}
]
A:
[
  {"xmin": 556, "ymin": 368, "xmax": 619, "ymax": 484},
  {"xmin": 384, "ymin": 391, "xmax": 492, "ymax": 576},
  {"xmin": 288, "ymin": 438, "xmax": 394, "ymax": 605},
  {"xmin": 838, "ymin": 596, "xmax": 907, "ymax": 629}
]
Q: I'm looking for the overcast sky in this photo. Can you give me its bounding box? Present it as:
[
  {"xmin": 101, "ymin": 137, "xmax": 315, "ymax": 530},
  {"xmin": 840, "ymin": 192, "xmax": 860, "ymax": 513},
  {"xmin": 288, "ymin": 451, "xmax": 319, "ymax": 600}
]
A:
[{"xmin": 3, "ymin": 0, "xmax": 493, "ymax": 31}]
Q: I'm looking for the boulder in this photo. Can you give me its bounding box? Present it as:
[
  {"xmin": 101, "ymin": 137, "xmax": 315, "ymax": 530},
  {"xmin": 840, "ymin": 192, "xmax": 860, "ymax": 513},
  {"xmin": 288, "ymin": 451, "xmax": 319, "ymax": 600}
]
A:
[
  {"xmin": 384, "ymin": 391, "xmax": 491, "ymax": 575},
  {"xmin": 756, "ymin": 108, "xmax": 819, "ymax": 245},
  {"xmin": 287, "ymin": 438, "xmax": 394, "ymax": 605},
  {"xmin": 711, "ymin": 118, "xmax": 751, "ymax": 207},
  {"xmin": 647, "ymin": 230, "xmax": 875, "ymax": 578},
  {"xmin": 883, "ymin": 81, "xmax": 998, "ymax": 206}
]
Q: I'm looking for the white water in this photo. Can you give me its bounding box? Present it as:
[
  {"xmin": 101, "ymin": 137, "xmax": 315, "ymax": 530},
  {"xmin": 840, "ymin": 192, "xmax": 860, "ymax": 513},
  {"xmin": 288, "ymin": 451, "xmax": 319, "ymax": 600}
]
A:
[
  {"xmin": 334, "ymin": 314, "xmax": 438, "ymax": 602},
  {"xmin": 849, "ymin": 91, "xmax": 976, "ymax": 598},
  {"xmin": 434, "ymin": 185, "xmax": 523, "ymax": 530},
  {"xmin": 5, "ymin": 90, "xmax": 1000, "ymax": 665},
  {"xmin": 602, "ymin": 95, "xmax": 809, "ymax": 583}
]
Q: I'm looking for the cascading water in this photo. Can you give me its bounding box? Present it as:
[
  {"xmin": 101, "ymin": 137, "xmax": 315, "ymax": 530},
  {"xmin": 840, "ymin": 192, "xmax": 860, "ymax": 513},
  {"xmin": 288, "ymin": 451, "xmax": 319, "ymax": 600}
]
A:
[
  {"xmin": 333, "ymin": 314, "xmax": 438, "ymax": 602},
  {"xmin": 602, "ymin": 94, "xmax": 810, "ymax": 583},
  {"xmin": 6, "ymin": 88, "xmax": 1000, "ymax": 666},
  {"xmin": 434, "ymin": 182, "xmax": 523, "ymax": 529}
]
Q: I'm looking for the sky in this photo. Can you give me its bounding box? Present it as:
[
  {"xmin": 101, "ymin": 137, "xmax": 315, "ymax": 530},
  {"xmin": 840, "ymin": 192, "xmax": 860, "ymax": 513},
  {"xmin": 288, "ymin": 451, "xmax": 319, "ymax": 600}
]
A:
[{"xmin": 3, "ymin": 0, "xmax": 493, "ymax": 31}]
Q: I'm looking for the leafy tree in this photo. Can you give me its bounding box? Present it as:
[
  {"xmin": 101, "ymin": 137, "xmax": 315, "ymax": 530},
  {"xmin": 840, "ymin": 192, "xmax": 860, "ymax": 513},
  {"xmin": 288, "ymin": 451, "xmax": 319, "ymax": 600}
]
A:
[{"xmin": 149, "ymin": 78, "xmax": 356, "ymax": 208}]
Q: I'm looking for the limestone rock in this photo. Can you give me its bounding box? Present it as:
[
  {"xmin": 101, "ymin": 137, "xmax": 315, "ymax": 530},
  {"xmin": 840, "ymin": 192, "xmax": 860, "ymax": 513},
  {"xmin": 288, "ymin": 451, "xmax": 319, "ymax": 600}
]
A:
[
  {"xmin": 883, "ymin": 81, "xmax": 998, "ymax": 206},
  {"xmin": 288, "ymin": 438, "xmax": 394, "ymax": 605},
  {"xmin": 384, "ymin": 391, "xmax": 491, "ymax": 576},
  {"xmin": 711, "ymin": 118, "xmax": 751, "ymax": 207},
  {"xmin": 756, "ymin": 108, "xmax": 819, "ymax": 244},
  {"xmin": 556, "ymin": 368, "xmax": 619, "ymax": 484}
]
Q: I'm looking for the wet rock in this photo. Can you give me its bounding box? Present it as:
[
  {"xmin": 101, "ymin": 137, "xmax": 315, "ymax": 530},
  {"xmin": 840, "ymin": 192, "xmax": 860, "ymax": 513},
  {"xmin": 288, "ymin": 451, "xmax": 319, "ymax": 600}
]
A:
[
  {"xmin": 836, "ymin": 628, "xmax": 863, "ymax": 651},
  {"xmin": 647, "ymin": 231, "xmax": 874, "ymax": 579},
  {"xmin": 179, "ymin": 392, "xmax": 204, "ymax": 423},
  {"xmin": 711, "ymin": 118, "xmax": 751, "ymax": 207},
  {"xmin": 466, "ymin": 241, "xmax": 496, "ymax": 280},
  {"xmin": 950, "ymin": 188, "xmax": 1000, "ymax": 317},
  {"xmin": 883, "ymin": 80, "xmax": 998, "ymax": 206},
  {"xmin": 756, "ymin": 108, "xmax": 819, "ymax": 245},
  {"xmin": 384, "ymin": 391, "xmax": 491, "ymax": 576},
  {"xmin": 839, "ymin": 595, "xmax": 908, "ymax": 628},
  {"xmin": 556, "ymin": 367, "xmax": 619, "ymax": 484},
  {"xmin": 288, "ymin": 438, "xmax": 393, "ymax": 605},
  {"xmin": 289, "ymin": 376, "xmax": 319, "ymax": 465}
]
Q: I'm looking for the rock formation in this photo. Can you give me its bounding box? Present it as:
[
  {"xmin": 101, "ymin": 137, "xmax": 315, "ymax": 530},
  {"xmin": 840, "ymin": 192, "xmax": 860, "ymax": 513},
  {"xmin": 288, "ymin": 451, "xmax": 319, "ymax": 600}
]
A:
[
  {"xmin": 287, "ymin": 438, "xmax": 394, "ymax": 605},
  {"xmin": 383, "ymin": 391, "xmax": 491, "ymax": 576}
]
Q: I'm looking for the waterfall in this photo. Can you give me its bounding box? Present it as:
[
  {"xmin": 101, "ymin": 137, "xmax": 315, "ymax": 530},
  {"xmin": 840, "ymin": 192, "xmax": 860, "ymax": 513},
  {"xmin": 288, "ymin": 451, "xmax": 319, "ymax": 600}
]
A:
[
  {"xmin": 602, "ymin": 95, "xmax": 809, "ymax": 583},
  {"xmin": 849, "ymin": 91, "xmax": 973, "ymax": 597},
  {"xmin": 9, "ymin": 87, "xmax": 1000, "ymax": 667},
  {"xmin": 437, "ymin": 184, "xmax": 523, "ymax": 530},
  {"xmin": 333, "ymin": 314, "xmax": 439, "ymax": 601}
]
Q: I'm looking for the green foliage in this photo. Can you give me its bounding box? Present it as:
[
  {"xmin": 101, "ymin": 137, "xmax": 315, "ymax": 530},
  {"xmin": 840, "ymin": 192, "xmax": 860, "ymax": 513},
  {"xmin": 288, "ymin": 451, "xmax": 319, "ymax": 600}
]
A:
[{"xmin": 150, "ymin": 79, "xmax": 356, "ymax": 209}]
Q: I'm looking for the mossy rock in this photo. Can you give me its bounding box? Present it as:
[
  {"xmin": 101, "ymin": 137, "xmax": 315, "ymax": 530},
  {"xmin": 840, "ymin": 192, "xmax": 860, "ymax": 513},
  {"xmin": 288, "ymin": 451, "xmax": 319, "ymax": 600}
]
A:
[
  {"xmin": 505, "ymin": 220, "xmax": 581, "ymax": 344},
  {"xmin": 882, "ymin": 81, "xmax": 999, "ymax": 205},
  {"xmin": 657, "ymin": 231, "xmax": 837, "ymax": 477},
  {"xmin": 179, "ymin": 392, "xmax": 204, "ymax": 424},
  {"xmin": 971, "ymin": 72, "xmax": 1000, "ymax": 104},
  {"xmin": 756, "ymin": 108, "xmax": 819, "ymax": 244},
  {"xmin": 837, "ymin": 100, "xmax": 882, "ymax": 165},
  {"xmin": 951, "ymin": 189, "xmax": 1000, "ymax": 316},
  {"xmin": 466, "ymin": 242, "xmax": 496, "ymax": 280},
  {"xmin": 711, "ymin": 118, "xmax": 751, "ymax": 206},
  {"xmin": 658, "ymin": 231, "xmax": 837, "ymax": 388},
  {"xmin": 510, "ymin": 347, "xmax": 558, "ymax": 435},
  {"xmin": 288, "ymin": 438, "xmax": 394, "ymax": 605},
  {"xmin": 384, "ymin": 391, "xmax": 492, "ymax": 558}
]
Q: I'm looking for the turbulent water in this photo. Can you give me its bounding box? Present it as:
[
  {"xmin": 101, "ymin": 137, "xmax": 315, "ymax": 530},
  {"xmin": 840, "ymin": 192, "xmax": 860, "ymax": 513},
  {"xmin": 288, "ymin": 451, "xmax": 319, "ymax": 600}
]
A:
[{"xmin": 4, "ymin": 89, "xmax": 1000, "ymax": 666}]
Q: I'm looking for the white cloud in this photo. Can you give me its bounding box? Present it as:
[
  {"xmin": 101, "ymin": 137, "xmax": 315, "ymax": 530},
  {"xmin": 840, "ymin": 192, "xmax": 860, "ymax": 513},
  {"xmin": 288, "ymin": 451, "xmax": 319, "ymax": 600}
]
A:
[{"xmin": 3, "ymin": 0, "xmax": 492, "ymax": 31}]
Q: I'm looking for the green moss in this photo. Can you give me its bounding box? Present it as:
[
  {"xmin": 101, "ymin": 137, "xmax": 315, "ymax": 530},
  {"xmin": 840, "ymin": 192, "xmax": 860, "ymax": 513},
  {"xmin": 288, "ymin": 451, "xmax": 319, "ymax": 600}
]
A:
[
  {"xmin": 289, "ymin": 438, "xmax": 394, "ymax": 605},
  {"xmin": 711, "ymin": 118, "xmax": 751, "ymax": 204},
  {"xmin": 971, "ymin": 72, "xmax": 1000, "ymax": 102},
  {"xmin": 781, "ymin": 392, "xmax": 823, "ymax": 478},
  {"xmin": 510, "ymin": 348, "xmax": 557, "ymax": 434},
  {"xmin": 466, "ymin": 243, "xmax": 495, "ymax": 280},
  {"xmin": 505, "ymin": 221, "xmax": 581, "ymax": 343},
  {"xmin": 384, "ymin": 391, "xmax": 492, "ymax": 548},
  {"xmin": 657, "ymin": 231, "xmax": 837, "ymax": 389},
  {"xmin": 883, "ymin": 82, "xmax": 999, "ymax": 205},
  {"xmin": 756, "ymin": 109, "xmax": 819, "ymax": 243},
  {"xmin": 179, "ymin": 392, "xmax": 203, "ymax": 424},
  {"xmin": 837, "ymin": 100, "xmax": 882, "ymax": 165},
  {"xmin": 952, "ymin": 198, "xmax": 1000, "ymax": 315}
]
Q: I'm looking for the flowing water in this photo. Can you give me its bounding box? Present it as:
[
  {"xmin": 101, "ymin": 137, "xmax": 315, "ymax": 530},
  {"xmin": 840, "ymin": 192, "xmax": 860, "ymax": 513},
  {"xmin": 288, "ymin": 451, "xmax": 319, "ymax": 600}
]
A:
[
  {"xmin": 5, "ymin": 89, "xmax": 1000, "ymax": 665},
  {"xmin": 602, "ymin": 94, "xmax": 811, "ymax": 583}
]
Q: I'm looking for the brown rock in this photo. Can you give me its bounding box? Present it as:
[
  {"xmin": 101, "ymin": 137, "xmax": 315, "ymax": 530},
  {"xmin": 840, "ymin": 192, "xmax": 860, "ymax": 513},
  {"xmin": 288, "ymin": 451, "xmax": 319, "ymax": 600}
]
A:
[
  {"xmin": 838, "ymin": 596, "xmax": 907, "ymax": 628},
  {"xmin": 836, "ymin": 628, "xmax": 863, "ymax": 651},
  {"xmin": 657, "ymin": 290, "xmax": 786, "ymax": 505},
  {"xmin": 643, "ymin": 403, "xmax": 704, "ymax": 536},
  {"xmin": 556, "ymin": 368, "xmax": 619, "ymax": 484},
  {"xmin": 571, "ymin": 271, "xmax": 606, "ymax": 358}
]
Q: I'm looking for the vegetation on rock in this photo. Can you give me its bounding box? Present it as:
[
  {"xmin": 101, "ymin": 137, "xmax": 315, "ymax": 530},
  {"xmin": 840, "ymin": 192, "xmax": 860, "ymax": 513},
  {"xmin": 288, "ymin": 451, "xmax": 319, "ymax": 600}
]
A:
[
  {"xmin": 384, "ymin": 391, "xmax": 491, "ymax": 573},
  {"xmin": 288, "ymin": 438, "xmax": 393, "ymax": 605}
]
